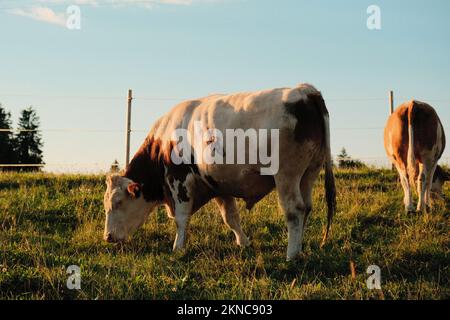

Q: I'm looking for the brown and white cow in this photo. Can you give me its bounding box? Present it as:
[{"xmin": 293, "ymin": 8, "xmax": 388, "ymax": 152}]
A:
[
  {"xmin": 384, "ymin": 100, "xmax": 447, "ymax": 213},
  {"xmin": 103, "ymin": 84, "xmax": 336, "ymax": 261}
]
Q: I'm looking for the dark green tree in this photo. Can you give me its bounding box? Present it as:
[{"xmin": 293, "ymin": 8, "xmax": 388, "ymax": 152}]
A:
[
  {"xmin": 110, "ymin": 159, "xmax": 120, "ymax": 173},
  {"xmin": 15, "ymin": 107, "xmax": 44, "ymax": 171},
  {"xmin": 337, "ymin": 147, "xmax": 349, "ymax": 165},
  {"xmin": 337, "ymin": 147, "xmax": 366, "ymax": 169},
  {"xmin": 0, "ymin": 103, "xmax": 16, "ymax": 170}
]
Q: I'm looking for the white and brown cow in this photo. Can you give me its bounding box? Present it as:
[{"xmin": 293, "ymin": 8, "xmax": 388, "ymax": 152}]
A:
[
  {"xmin": 384, "ymin": 100, "xmax": 447, "ymax": 213},
  {"xmin": 103, "ymin": 84, "xmax": 336, "ymax": 261}
]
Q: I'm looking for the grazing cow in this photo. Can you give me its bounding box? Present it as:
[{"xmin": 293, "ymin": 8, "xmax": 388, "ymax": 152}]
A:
[
  {"xmin": 103, "ymin": 84, "xmax": 336, "ymax": 261},
  {"xmin": 384, "ymin": 100, "xmax": 447, "ymax": 212}
]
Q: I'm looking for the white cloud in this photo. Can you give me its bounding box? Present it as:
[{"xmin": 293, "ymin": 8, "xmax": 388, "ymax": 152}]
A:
[
  {"xmin": 7, "ymin": 0, "xmax": 229, "ymax": 27},
  {"xmin": 35, "ymin": 0, "xmax": 197, "ymax": 7},
  {"xmin": 7, "ymin": 7, "xmax": 66, "ymax": 27}
]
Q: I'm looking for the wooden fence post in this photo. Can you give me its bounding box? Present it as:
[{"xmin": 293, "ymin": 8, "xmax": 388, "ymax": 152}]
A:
[
  {"xmin": 125, "ymin": 89, "xmax": 133, "ymax": 167},
  {"xmin": 389, "ymin": 90, "xmax": 394, "ymax": 115},
  {"xmin": 389, "ymin": 90, "xmax": 395, "ymax": 170}
]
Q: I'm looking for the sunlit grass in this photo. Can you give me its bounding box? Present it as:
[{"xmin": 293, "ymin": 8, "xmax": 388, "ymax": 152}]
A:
[{"xmin": 0, "ymin": 169, "xmax": 448, "ymax": 300}]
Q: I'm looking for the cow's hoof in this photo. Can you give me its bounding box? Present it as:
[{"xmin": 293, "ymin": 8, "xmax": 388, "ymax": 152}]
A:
[
  {"xmin": 286, "ymin": 252, "xmax": 306, "ymax": 262},
  {"xmin": 286, "ymin": 256, "xmax": 299, "ymax": 263},
  {"xmin": 237, "ymin": 236, "xmax": 251, "ymax": 247},
  {"xmin": 172, "ymin": 246, "xmax": 186, "ymax": 253},
  {"xmin": 286, "ymin": 254, "xmax": 298, "ymax": 262}
]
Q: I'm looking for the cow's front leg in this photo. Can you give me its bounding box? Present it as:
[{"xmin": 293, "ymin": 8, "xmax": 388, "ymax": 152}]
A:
[
  {"xmin": 214, "ymin": 196, "xmax": 250, "ymax": 247},
  {"xmin": 166, "ymin": 173, "xmax": 195, "ymax": 252},
  {"xmin": 173, "ymin": 209, "xmax": 190, "ymax": 251}
]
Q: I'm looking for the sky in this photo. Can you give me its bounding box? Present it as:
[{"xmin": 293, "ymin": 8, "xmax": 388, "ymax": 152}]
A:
[{"xmin": 0, "ymin": 0, "xmax": 449, "ymax": 172}]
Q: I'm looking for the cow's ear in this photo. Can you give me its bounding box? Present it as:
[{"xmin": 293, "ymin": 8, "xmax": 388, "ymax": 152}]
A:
[{"xmin": 127, "ymin": 183, "xmax": 142, "ymax": 199}]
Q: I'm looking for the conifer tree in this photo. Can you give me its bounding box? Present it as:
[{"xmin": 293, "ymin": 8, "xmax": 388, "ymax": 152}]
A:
[{"xmin": 15, "ymin": 107, "xmax": 44, "ymax": 171}]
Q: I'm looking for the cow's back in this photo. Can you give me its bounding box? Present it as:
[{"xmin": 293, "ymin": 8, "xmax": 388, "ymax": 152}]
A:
[
  {"xmin": 150, "ymin": 86, "xmax": 318, "ymax": 145},
  {"xmin": 384, "ymin": 100, "xmax": 446, "ymax": 168},
  {"xmin": 384, "ymin": 103, "xmax": 410, "ymax": 168},
  {"xmin": 410, "ymin": 101, "xmax": 446, "ymax": 161},
  {"xmin": 146, "ymin": 84, "xmax": 325, "ymax": 202}
]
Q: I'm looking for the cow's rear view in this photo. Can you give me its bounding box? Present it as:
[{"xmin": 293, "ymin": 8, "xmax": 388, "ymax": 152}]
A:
[{"xmin": 384, "ymin": 100, "xmax": 447, "ymax": 212}]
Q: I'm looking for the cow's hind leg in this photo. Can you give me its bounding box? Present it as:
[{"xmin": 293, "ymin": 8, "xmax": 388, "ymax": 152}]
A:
[
  {"xmin": 419, "ymin": 157, "xmax": 438, "ymax": 212},
  {"xmin": 395, "ymin": 164, "xmax": 414, "ymax": 213},
  {"xmin": 417, "ymin": 163, "xmax": 431, "ymax": 213},
  {"xmin": 276, "ymin": 174, "xmax": 306, "ymax": 261},
  {"xmin": 300, "ymin": 164, "xmax": 322, "ymax": 235},
  {"xmin": 215, "ymin": 196, "xmax": 250, "ymax": 247}
]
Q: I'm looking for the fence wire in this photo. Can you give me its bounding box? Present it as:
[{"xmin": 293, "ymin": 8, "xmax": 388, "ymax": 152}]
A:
[{"xmin": 1, "ymin": 92, "xmax": 449, "ymax": 173}]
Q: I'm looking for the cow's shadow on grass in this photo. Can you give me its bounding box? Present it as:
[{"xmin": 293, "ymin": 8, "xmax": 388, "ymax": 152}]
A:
[
  {"xmin": 15, "ymin": 209, "xmax": 78, "ymax": 234},
  {"xmin": 0, "ymin": 182, "xmax": 20, "ymax": 190},
  {"xmin": 388, "ymin": 250, "xmax": 447, "ymax": 282},
  {"xmin": 350, "ymin": 214, "xmax": 398, "ymax": 246},
  {"xmin": 356, "ymin": 183, "xmax": 391, "ymax": 193},
  {"xmin": 262, "ymin": 242, "xmax": 354, "ymax": 282},
  {"xmin": 103, "ymin": 229, "xmax": 174, "ymax": 257}
]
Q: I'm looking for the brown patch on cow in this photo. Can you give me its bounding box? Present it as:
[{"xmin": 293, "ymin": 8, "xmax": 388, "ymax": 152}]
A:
[
  {"xmin": 191, "ymin": 179, "xmax": 216, "ymax": 213},
  {"xmin": 204, "ymin": 175, "xmax": 219, "ymax": 189},
  {"xmin": 167, "ymin": 175, "xmax": 175, "ymax": 187},
  {"xmin": 124, "ymin": 133, "xmax": 217, "ymax": 215},
  {"xmin": 410, "ymin": 101, "xmax": 445, "ymax": 158},
  {"xmin": 124, "ymin": 136, "xmax": 199, "ymax": 203},
  {"xmin": 284, "ymin": 92, "xmax": 327, "ymax": 147},
  {"xmin": 177, "ymin": 182, "xmax": 190, "ymax": 203},
  {"xmin": 124, "ymin": 136, "xmax": 167, "ymax": 202},
  {"xmin": 165, "ymin": 156, "xmax": 201, "ymax": 204},
  {"xmin": 242, "ymin": 174, "xmax": 275, "ymax": 210},
  {"xmin": 244, "ymin": 197, "xmax": 261, "ymax": 211}
]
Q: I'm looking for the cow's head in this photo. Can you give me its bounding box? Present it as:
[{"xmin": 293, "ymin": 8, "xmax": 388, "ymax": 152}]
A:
[
  {"xmin": 103, "ymin": 174, "xmax": 157, "ymax": 243},
  {"xmin": 431, "ymin": 165, "xmax": 450, "ymax": 198}
]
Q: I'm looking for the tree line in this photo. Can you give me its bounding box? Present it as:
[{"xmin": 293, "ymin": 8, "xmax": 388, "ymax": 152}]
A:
[{"xmin": 0, "ymin": 103, "xmax": 44, "ymax": 171}]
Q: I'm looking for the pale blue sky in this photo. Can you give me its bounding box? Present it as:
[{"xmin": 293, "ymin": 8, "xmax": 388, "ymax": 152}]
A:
[{"xmin": 0, "ymin": 0, "xmax": 449, "ymax": 172}]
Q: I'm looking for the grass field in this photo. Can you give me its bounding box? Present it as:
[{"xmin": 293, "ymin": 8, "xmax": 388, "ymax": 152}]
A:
[{"xmin": 0, "ymin": 168, "xmax": 449, "ymax": 300}]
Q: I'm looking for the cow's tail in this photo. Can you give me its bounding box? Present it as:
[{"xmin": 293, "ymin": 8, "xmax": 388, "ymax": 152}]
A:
[
  {"xmin": 311, "ymin": 93, "xmax": 337, "ymax": 248},
  {"xmin": 407, "ymin": 103, "xmax": 417, "ymax": 187},
  {"xmin": 321, "ymin": 111, "xmax": 337, "ymax": 247}
]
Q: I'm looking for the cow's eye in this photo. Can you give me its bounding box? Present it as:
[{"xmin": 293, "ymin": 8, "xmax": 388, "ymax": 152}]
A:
[{"xmin": 113, "ymin": 200, "xmax": 122, "ymax": 209}]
